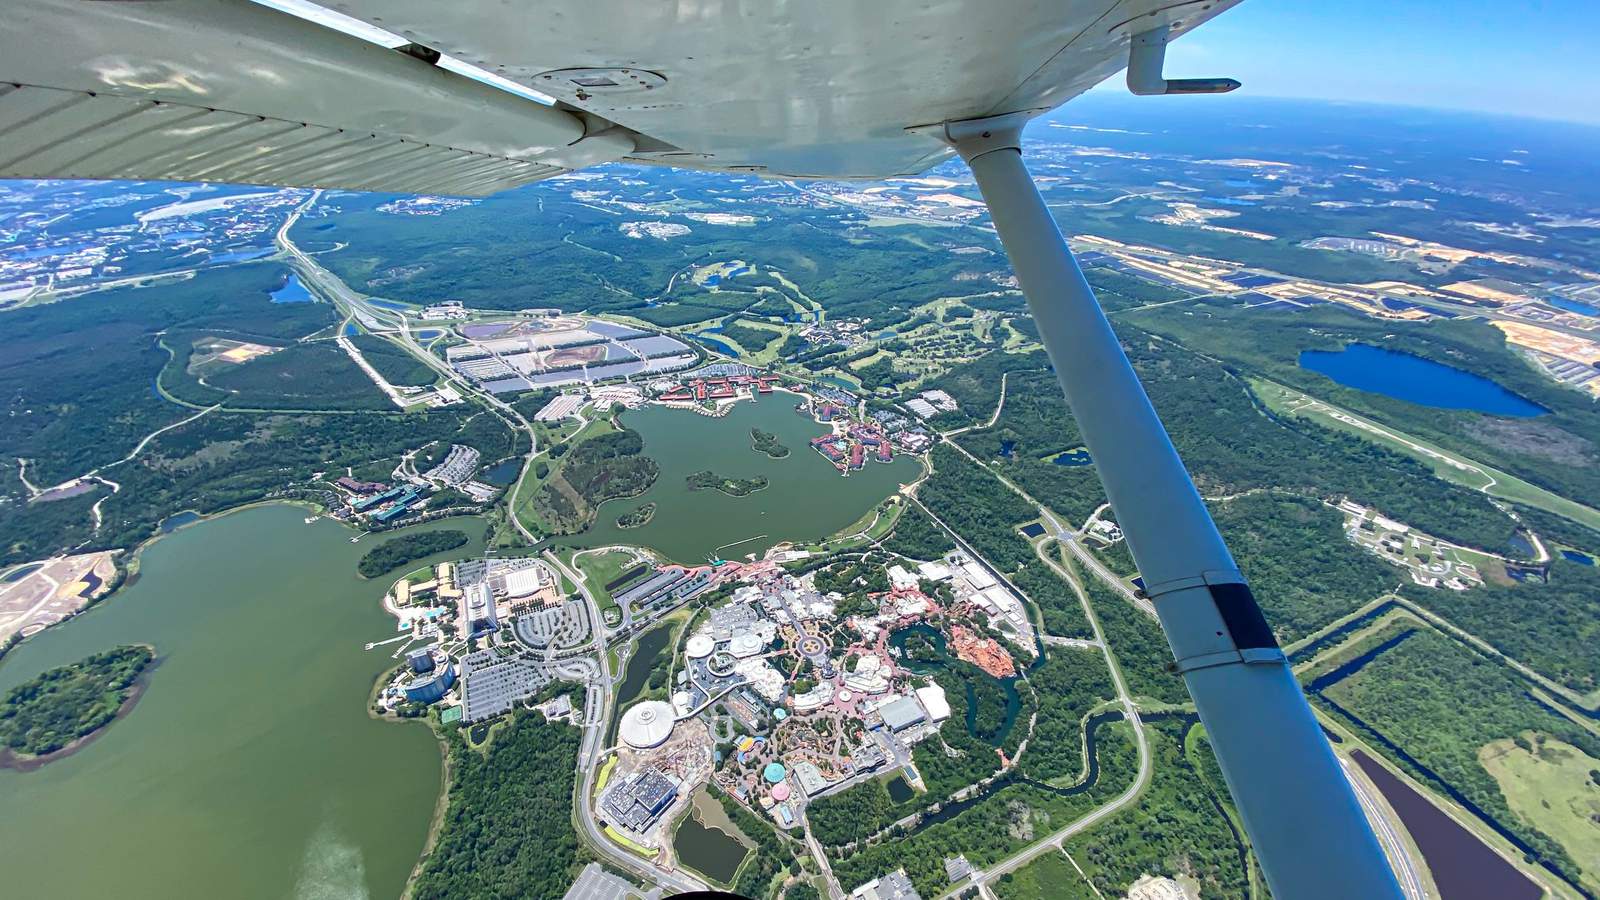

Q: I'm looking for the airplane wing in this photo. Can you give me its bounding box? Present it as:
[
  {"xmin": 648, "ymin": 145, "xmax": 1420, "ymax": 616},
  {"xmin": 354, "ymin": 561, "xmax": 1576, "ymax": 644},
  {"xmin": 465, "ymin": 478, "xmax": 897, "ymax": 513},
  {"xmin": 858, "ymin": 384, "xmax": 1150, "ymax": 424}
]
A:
[{"xmin": 1, "ymin": 0, "xmax": 1240, "ymax": 193}]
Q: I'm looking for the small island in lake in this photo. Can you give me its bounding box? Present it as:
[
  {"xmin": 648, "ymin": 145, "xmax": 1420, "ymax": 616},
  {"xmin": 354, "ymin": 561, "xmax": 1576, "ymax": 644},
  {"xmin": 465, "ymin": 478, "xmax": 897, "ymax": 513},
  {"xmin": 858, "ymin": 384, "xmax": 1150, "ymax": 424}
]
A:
[
  {"xmin": 1, "ymin": 644, "xmax": 154, "ymax": 770},
  {"xmin": 686, "ymin": 470, "xmax": 770, "ymax": 497},
  {"xmin": 616, "ymin": 502, "xmax": 657, "ymax": 529},
  {"xmin": 750, "ymin": 427, "xmax": 790, "ymax": 459}
]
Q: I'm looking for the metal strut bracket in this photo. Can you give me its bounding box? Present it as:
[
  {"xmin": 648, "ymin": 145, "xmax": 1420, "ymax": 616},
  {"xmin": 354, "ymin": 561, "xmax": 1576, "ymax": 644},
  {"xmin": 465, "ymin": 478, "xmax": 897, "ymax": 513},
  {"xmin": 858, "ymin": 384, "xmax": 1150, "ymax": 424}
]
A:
[{"xmin": 1127, "ymin": 24, "xmax": 1241, "ymax": 95}]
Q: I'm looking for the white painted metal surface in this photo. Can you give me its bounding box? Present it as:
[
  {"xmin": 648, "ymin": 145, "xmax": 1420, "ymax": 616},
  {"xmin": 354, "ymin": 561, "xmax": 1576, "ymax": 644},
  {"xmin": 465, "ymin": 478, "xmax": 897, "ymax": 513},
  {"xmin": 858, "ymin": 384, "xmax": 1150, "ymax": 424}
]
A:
[
  {"xmin": 945, "ymin": 114, "xmax": 1403, "ymax": 900},
  {"xmin": 0, "ymin": 0, "xmax": 614, "ymax": 194},
  {"xmin": 321, "ymin": 0, "xmax": 1242, "ymax": 179}
]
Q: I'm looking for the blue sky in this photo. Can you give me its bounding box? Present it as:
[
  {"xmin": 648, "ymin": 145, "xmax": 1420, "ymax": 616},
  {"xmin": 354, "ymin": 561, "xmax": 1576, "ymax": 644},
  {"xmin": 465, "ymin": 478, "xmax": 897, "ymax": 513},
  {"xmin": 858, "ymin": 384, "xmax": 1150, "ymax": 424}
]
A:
[{"xmin": 1145, "ymin": 0, "xmax": 1597, "ymax": 125}]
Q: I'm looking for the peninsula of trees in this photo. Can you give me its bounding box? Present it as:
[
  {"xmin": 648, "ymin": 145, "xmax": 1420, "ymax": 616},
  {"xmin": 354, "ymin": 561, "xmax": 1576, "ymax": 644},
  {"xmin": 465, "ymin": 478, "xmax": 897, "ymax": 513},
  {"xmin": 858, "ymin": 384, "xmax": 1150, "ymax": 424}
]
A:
[{"xmin": 357, "ymin": 529, "xmax": 470, "ymax": 578}]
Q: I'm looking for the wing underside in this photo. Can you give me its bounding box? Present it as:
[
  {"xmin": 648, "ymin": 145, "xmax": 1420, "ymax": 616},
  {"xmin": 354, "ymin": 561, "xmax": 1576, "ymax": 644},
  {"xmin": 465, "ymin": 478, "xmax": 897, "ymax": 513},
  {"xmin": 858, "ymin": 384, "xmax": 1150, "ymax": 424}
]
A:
[{"xmin": 1, "ymin": 0, "xmax": 1240, "ymax": 193}]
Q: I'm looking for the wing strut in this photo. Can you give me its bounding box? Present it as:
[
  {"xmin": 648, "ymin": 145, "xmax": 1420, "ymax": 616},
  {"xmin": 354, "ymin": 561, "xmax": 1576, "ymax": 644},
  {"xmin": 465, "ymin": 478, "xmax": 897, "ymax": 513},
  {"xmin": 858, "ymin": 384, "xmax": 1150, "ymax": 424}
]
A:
[{"xmin": 937, "ymin": 113, "xmax": 1403, "ymax": 900}]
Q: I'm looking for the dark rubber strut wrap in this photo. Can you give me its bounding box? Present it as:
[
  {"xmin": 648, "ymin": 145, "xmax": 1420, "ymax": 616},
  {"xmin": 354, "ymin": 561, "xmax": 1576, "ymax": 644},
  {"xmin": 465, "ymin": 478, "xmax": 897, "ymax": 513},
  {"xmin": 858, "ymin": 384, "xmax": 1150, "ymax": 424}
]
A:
[{"xmin": 1208, "ymin": 582, "xmax": 1278, "ymax": 650}]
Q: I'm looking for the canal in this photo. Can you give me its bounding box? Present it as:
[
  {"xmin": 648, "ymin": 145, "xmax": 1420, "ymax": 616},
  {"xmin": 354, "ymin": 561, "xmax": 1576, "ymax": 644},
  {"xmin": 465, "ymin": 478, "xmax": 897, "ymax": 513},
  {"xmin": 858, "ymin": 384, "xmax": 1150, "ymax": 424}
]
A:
[
  {"xmin": 0, "ymin": 505, "xmax": 480, "ymax": 900},
  {"xmin": 572, "ymin": 400, "xmax": 916, "ymax": 563}
]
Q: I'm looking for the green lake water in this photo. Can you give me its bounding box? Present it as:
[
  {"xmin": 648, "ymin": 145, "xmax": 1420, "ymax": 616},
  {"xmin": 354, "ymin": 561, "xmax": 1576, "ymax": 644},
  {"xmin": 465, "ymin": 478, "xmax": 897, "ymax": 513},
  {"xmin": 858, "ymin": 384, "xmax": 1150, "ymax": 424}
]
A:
[
  {"xmin": 0, "ymin": 505, "xmax": 481, "ymax": 900},
  {"xmin": 572, "ymin": 399, "xmax": 916, "ymax": 563}
]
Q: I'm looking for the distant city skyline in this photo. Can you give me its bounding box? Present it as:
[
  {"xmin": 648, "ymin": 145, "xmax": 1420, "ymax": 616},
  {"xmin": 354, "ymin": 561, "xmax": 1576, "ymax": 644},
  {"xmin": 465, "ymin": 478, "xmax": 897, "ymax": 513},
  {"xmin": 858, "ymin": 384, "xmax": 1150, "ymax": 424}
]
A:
[{"xmin": 1141, "ymin": 0, "xmax": 1598, "ymax": 126}]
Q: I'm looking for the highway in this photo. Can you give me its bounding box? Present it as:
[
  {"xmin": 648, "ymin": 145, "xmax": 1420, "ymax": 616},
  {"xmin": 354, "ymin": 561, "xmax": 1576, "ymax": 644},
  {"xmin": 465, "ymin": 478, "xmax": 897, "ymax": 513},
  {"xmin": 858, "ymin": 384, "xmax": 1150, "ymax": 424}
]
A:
[
  {"xmin": 279, "ymin": 195, "xmax": 704, "ymax": 896},
  {"xmin": 546, "ymin": 551, "xmax": 709, "ymax": 896},
  {"xmin": 274, "ymin": 192, "xmax": 549, "ymax": 545},
  {"xmin": 1037, "ymin": 506, "xmax": 1158, "ymax": 620},
  {"xmin": 1340, "ymin": 756, "xmax": 1427, "ymax": 900}
]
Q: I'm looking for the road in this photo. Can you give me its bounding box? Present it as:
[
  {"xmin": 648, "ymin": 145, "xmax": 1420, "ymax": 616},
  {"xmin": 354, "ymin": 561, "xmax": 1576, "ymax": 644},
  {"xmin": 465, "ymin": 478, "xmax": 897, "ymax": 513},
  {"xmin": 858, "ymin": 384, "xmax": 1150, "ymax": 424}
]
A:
[
  {"xmin": 547, "ymin": 551, "xmax": 709, "ymax": 896},
  {"xmin": 278, "ymin": 198, "xmax": 706, "ymax": 895},
  {"xmin": 1037, "ymin": 507, "xmax": 1157, "ymax": 619},
  {"xmin": 274, "ymin": 193, "xmax": 549, "ymax": 544},
  {"xmin": 1340, "ymin": 756, "xmax": 1426, "ymax": 900},
  {"xmin": 951, "ymin": 542, "xmax": 1153, "ymax": 897}
]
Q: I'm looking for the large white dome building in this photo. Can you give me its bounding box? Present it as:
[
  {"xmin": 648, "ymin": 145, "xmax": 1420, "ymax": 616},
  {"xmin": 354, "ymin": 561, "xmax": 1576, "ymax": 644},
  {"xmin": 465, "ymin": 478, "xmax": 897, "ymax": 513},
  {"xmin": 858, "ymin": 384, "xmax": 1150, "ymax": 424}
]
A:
[{"xmin": 619, "ymin": 700, "xmax": 676, "ymax": 749}]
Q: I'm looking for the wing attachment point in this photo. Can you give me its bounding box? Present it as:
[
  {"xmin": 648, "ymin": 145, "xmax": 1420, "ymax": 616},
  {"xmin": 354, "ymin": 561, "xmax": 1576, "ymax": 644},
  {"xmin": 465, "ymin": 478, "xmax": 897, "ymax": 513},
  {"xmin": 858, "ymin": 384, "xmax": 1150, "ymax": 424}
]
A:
[{"xmin": 1127, "ymin": 24, "xmax": 1241, "ymax": 96}]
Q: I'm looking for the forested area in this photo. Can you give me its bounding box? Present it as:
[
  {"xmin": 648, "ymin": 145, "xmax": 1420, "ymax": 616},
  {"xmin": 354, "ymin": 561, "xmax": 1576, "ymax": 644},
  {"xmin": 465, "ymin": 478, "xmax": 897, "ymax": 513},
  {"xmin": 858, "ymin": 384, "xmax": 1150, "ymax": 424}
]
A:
[
  {"xmin": 1063, "ymin": 718, "xmax": 1253, "ymax": 898},
  {"xmin": 877, "ymin": 503, "xmax": 954, "ymax": 561},
  {"xmin": 1, "ymin": 263, "xmax": 328, "ymax": 484},
  {"xmin": 1212, "ymin": 494, "xmax": 1400, "ymax": 643},
  {"xmin": 933, "ymin": 322, "xmax": 1521, "ymax": 555},
  {"xmin": 918, "ymin": 445, "xmax": 1037, "ymax": 574},
  {"xmin": 356, "ymin": 529, "xmax": 469, "ymax": 578},
  {"xmin": 954, "ymin": 369, "xmax": 1104, "ymax": 526},
  {"xmin": 1070, "ymin": 560, "xmax": 1190, "ymax": 706},
  {"xmin": 0, "ymin": 645, "xmax": 153, "ymax": 756},
  {"xmin": 827, "ymin": 720, "xmax": 1139, "ymax": 897},
  {"xmin": 716, "ymin": 319, "xmax": 779, "ymax": 354},
  {"xmin": 716, "ymin": 791, "xmax": 800, "ymax": 898},
  {"xmin": 994, "ymin": 848, "xmax": 1088, "ymax": 899},
  {"xmin": 3, "ymin": 402, "xmax": 514, "ymax": 567},
  {"xmin": 915, "ymin": 445, "xmax": 1092, "ymax": 639},
  {"xmin": 206, "ymin": 342, "xmax": 392, "ymax": 411},
  {"xmin": 1410, "ymin": 552, "xmax": 1600, "ymax": 693},
  {"xmin": 412, "ymin": 712, "xmax": 582, "ymax": 900},
  {"xmin": 307, "ymin": 181, "xmax": 1007, "ymax": 346},
  {"xmin": 533, "ymin": 428, "xmax": 659, "ymax": 533},
  {"xmin": 806, "ymin": 777, "xmax": 902, "ymax": 848},
  {"xmin": 349, "ymin": 333, "xmax": 439, "ymax": 386},
  {"xmin": 1123, "ymin": 300, "xmax": 1600, "ymax": 513},
  {"xmin": 1011, "ymin": 564, "xmax": 1093, "ymax": 639},
  {"xmin": 1019, "ymin": 648, "xmax": 1116, "ymax": 783},
  {"xmin": 1314, "ymin": 627, "xmax": 1597, "ymax": 889},
  {"xmin": 920, "ymin": 349, "xmax": 1050, "ymax": 431}
]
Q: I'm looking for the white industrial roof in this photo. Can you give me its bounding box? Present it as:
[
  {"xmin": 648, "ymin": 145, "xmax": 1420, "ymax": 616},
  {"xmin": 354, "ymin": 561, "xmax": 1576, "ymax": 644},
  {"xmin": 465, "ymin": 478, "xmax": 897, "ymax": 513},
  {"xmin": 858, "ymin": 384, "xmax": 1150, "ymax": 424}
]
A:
[{"xmin": 915, "ymin": 684, "xmax": 952, "ymax": 722}]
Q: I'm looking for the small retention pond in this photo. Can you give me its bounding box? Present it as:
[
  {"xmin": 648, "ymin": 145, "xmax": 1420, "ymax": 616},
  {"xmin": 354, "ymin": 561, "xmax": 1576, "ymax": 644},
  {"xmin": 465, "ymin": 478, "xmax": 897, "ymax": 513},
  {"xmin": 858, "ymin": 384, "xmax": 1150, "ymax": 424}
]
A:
[{"xmin": 1298, "ymin": 343, "xmax": 1545, "ymax": 417}]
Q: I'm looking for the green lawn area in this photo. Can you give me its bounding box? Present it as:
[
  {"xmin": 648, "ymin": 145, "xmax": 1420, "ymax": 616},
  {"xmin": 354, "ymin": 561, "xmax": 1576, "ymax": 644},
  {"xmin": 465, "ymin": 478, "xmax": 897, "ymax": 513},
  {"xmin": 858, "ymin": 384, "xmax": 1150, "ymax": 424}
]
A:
[
  {"xmin": 1480, "ymin": 734, "xmax": 1600, "ymax": 896},
  {"xmin": 575, "ymin": 548, "xmax": 636, "ymax": 616}
]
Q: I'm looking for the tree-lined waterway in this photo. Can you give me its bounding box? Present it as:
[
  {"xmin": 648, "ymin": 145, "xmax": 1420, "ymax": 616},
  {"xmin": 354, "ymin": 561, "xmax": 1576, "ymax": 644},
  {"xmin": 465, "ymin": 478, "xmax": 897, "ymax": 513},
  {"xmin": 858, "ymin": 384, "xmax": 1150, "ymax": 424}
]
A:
[
  {"xmin": 0, "ymin": 506, "xmax": 478, "ymax": 900},
  {"xmin": 572, "ymin": 399, "xmax": 916, "ymax": 563}
]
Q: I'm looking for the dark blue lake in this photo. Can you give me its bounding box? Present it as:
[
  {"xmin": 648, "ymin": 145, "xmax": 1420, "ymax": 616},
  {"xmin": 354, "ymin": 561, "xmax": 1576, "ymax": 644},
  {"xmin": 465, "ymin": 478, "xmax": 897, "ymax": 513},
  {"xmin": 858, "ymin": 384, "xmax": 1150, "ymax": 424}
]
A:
[
  {"xmin": 1298, "ymin": 344, "xmax": 1546, "ymax": 417},
  {"xmin": 270, "ymin": 272, "xmax": 314, "ymax": 304},
  {"xmin": 1560, "ymin": 549, "xmax": 1594, "ymax": 566},
  {"xmin": 692, "ymin": 333, "xmax": 738, "ymax": 356}
]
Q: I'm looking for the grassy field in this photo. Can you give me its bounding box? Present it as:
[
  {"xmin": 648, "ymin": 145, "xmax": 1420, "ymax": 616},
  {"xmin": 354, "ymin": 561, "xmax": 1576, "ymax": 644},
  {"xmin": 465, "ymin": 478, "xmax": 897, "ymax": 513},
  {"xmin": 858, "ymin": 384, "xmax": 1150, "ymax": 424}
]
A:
[
  {"xmin": 511, "ymin": 415, "xmax": 619, "ymax": 536},
  {"xmin": 994, "ymin": 849, "xmax": 1092, "ymax": 900},
  {"xmin": 1253, "ymin": 377, "xmax": 1600, "ymax": 535},
  {"xmin": 1479, "ymin": 734, "xmax": 1600, "ymax": 895},
  {"xmin": 574, "ymin": 548, "xmax": 637, "ymax": 618}
]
